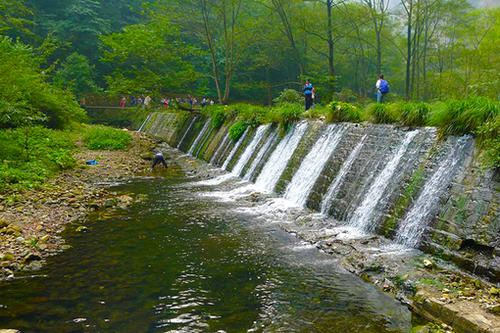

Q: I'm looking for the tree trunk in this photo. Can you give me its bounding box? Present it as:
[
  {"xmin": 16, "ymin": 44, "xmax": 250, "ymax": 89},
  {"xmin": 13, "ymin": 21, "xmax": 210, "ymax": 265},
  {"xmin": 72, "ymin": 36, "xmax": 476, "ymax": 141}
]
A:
[{"xmin": 327, "ymin": 0, "xmax": 334, "ymax": 76}]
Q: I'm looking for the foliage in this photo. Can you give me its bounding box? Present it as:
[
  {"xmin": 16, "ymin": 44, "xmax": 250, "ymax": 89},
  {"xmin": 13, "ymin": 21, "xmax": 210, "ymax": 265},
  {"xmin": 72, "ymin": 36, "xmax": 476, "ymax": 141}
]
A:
[
  {"xmin": 476, "ymin": 116, "xmax": 500, "ymax": 168},
  {"xmin": 365, "ymin": 103, "xmax": 397, "ymax": 124},
  {"xmin": 229, "ymin": 121, "xmax": 248, "ymax": 142},
  {"xmin": 325, "ymin": 101, "xmax": 362, "ymax": 123},
  {"xmin": 0, "ymin": 37, "xmax": 87, "ymax": 129},
  {"xmin": 273, "ymin": 89, "xmax": 302, "ymax": 105},
  {"xmin": 82, "ymin": 125, "xmax": 132, "ymax": 150},
  {"xmin": 267, "ymin": 103, "xmax": 304, "ymax": 135},
  {"xmin": 0, "ymin": 126, "xmax": 77, "ymax": 192},
  {"xmin": 429, "ymin": 97, "xmax": 499, "ymax": 137},
  {"xmin": 394, "ymin": 102, "xmax": 432, "ymax": 127},
  {"xmin": 54, "ymin": 52, "xmax": 98, "ymax": 96}
]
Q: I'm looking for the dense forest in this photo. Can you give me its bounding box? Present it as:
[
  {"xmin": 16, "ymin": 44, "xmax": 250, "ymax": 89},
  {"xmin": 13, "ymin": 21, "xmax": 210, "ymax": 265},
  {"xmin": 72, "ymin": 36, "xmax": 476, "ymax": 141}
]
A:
[{"xmin": 2, "ymin": 0, "xmax": 499, "ymax": 104}]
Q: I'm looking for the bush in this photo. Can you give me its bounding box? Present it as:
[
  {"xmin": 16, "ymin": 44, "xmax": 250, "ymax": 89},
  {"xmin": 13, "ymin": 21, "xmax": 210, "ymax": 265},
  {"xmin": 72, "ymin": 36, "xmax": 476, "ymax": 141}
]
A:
[
  {"xmin": 395, "ymin": 102, "xmax": 431, "ymax": 127},
  {"xmin": 365, "ymin": 103, "xmax": 397, "ymax": 124},
  {"xmin": 0, "ymin": 127, "xmax": 77, "ymax": 192},
  {"xmin": 429, "ymin": 97, "xmax": 499, "ymax": 136},
  {"xmin": 231, "ymin": 103, "xmax": 267, "ymax": 127},
  {"xmin": 476, "ymin": 116, "xmax": 500, "ymax": 168},
  {"xmin": 273, "ymin": 89, "xmax": 302, "ymax": 104},
  {"xmin": 325, "ymin": 101, "xmax": 361, "ymax": 123},
  {"xmin": 82, "ymin": 125, "xmax": 132, "ymax": 150},
  {"xmin": 267, "ymin": 103, "xmax": 304, "ymax": 135},
  {"xmin": 229, "ymin": 120, "xmax": 248, "ymax": 142}
]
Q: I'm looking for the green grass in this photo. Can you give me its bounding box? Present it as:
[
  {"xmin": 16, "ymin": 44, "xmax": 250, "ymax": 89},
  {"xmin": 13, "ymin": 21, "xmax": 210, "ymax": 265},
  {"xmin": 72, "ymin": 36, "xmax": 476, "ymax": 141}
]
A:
[
  {"xmin": 325, "ymin": 101, "xmax": 362, "ymax": 123},
  {"xmin": 365, "ymin": 103, "xmax": 397, "ymax": 124},
  {"xmin": 0, "ymin": 126, "xmax": 77, "ymax": 193},
  {"xmin": 82, "ymin": 125, "xmax": 132, "ymax": 151}
]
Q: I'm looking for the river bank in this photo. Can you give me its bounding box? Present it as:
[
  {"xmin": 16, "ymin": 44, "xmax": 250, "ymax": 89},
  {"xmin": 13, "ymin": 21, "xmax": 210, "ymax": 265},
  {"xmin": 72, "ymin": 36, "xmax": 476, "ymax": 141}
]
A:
[{"xmin": 0, "ymin": 131, "xmax": 156, "ymax": 281}]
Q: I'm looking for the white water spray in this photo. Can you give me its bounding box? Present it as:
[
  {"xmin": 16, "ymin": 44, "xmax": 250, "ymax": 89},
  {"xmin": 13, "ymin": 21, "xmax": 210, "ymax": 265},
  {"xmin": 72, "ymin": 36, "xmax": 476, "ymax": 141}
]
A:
[
  {"xmin": 255, "ymin": 122, "xmax": 308, "ymax": 193},
  {"xmin": 188, "ymin": 120, "xmax": 211, "ymax": 156},
  {"xmin": 320, "ymin": 135, "xmax": 368, "ymax": 215},
  {"xmin": 221, "ymin": 127, "xmax": 250, "ymax": 171},
  {"xmin": 349, "ymin": 130, "xmax": 419, "ymax": 231},
  {"xmin": 284, "ymin": 125, "xmax": 346, "ymax": 207},
  {"xmin": 231, "ymin": 124, "xmax": 270, "ymax": 177},
  {"xmin": 394, "ymin": 136, "xmax": 471, "ymax": 248},
  {"xmin": 243, "ymin": 130, "xmax": 278, "ymax": 181}
]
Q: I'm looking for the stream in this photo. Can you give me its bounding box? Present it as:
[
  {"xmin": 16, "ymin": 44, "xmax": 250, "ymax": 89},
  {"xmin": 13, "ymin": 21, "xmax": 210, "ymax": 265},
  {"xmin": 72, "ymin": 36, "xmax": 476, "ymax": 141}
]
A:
[{"xmin": 0, "ymin": 168, "xmax": 412, "ymax": 332}]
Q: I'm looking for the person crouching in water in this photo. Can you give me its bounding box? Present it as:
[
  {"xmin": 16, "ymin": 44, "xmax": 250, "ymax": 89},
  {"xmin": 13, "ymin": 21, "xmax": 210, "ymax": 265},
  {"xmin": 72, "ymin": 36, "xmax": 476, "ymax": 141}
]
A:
[{"xmin": 152, "ymin": 151, "xmax": 168, "ymax": 169}]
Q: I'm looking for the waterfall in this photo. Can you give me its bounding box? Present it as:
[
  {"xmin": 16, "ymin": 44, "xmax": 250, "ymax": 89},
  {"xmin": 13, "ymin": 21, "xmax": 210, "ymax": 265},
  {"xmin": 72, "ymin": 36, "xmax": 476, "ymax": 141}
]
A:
[
  {"xmin": 320, "ymin": 135, "xmax": 368, "ymax": 215},
  {"xmin": 255, "ymin": 122, "xmax": 308, "ymax": 193},
  {"xmin": 222, "ymin": 127, "xmax": 250, "ymax": 171},
  {"xmin": 188, "ymin": 120, "xmax": 211, "ymax": 156},
  {"xmin": 394, "ymin": 136, "xmax": 471, "ymax": 248},
  {"xmin": 195, "ymin": 127, "xmax": 214, "ymax": 157},
  {"xmin": 284, "ymin": 124, "xmax": 346, "ymax": 207},
  {"xmin": 210, "ymin": 132, "xmax": 230, "ymax": 165},
  {"xmin": 231, "ymin": 124, "xmax": 270, "ymax": 177},
  {"xmin": 138, "ymin": 113, "xmax": 153, "ymax": 132},
  {"xmin": 243, "ymin": 130, "xmax": 278, "ymax": 181},
  {"xmin": 349, "ymin": 130, "xmax": 419, "ymax": 231},
  {"xmin": 177, "ymin": 116, "xmax": 198, "ymax": 149}
]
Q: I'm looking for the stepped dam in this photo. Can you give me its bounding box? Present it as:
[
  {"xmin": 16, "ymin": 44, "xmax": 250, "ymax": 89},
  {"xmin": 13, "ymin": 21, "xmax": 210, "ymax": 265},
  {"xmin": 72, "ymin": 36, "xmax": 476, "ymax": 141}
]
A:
[{"xmin": 141, "ymin": 112, "xmax": 499, "ymax": 282}]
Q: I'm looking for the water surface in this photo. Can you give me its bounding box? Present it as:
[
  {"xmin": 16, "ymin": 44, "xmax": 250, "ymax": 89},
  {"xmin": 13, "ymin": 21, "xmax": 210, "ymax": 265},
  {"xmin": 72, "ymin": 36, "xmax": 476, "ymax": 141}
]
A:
[{"xmin": 0, "ymin": 170, "xmax": 411, "ymax": 332}]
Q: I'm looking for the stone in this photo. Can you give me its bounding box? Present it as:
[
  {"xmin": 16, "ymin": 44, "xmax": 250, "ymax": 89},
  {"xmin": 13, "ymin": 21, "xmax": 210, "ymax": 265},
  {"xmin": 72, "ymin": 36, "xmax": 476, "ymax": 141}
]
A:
[
  {"xmin": 1, "ymin": 253, "xmax": 14, "ymax": 261},
  {"xmin": 23, "ymin": 253, "xmax": 42, "ymax": 263},
  {"xmin": 104, "ymin": 199, "xmax": 117, "ymax": 208},
  {"xmin": 75, "ymin": 226, "xmax": 88, "ymax": 232},
  {"xmin": 60, "ymin": 245, "xmax": 71, "ymax": 251},
  {"xmin": 488, "ymin": 287, "xmax": 499, "ymax": 296},
  {"xmin": 0, "ymin": 219, "xmax": 9, "ymax": 228},
  {"xmin": 0, "ymin": 329, "xmax": 21, "ymax": 333},
  {"xmin": 423, "ymin": 259, "xmax": 433, "ymax": 268},
  {"xmin": 39, "ymin": 235, "xmax": 50, "ymax": 243},
  {"xmin": 15, "ymin": 236, "xmax": 25, "ymax": 244}
]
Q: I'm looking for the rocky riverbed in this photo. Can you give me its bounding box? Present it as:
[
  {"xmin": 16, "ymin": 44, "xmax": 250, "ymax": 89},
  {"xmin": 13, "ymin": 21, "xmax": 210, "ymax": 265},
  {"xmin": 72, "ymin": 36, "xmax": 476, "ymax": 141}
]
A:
[{"xmin": 0, "ymin": 131, "xmax": 157, "ymax": 281}]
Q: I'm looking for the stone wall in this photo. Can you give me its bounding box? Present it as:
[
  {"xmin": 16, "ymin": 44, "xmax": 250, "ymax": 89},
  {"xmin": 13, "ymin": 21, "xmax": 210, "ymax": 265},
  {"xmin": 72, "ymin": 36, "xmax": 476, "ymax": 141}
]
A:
[{"xmin": 142, "ymin": 112, "xmax": 500, "ymax": 281}]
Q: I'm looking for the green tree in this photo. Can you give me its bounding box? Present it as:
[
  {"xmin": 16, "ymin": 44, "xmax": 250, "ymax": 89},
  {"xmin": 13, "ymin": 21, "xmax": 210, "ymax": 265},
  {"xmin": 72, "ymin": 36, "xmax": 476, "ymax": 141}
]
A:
[{"xmin": 54, "ymin": 52, "xmax": 98, "ymax": 96}]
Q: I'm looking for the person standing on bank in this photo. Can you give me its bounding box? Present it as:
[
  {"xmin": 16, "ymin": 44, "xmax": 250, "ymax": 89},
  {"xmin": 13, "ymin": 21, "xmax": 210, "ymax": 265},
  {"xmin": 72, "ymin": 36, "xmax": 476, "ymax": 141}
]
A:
[
  {"xmin": 304, "ymin": 79, "xmax": 314, "ymax": 111},
  {"xmin": 376, "ymin": 74, "xmax": 389, "ymax": 103},
  {"xmin": 152, "ymin": 151, "xmax": 168, "ymax": 169}
]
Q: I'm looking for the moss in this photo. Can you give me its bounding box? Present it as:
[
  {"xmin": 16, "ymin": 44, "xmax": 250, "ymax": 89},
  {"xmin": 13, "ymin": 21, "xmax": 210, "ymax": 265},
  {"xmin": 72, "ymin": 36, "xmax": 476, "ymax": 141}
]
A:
[{"xmin": 381, "ymin": 166, "xmax": 426, "ymax": 238}]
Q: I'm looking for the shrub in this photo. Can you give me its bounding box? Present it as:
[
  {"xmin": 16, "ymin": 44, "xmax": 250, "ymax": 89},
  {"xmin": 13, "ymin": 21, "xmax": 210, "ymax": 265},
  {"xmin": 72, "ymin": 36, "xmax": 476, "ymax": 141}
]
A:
[
  {"xmin": 365, "ymin": 103, "xmax": 397, "ymax": 124},
  {"xmin": 325, "ymin": 101, "xmax": 361, "ymax": 123},
  {"xmin": 232, "ymin": 103, "xmax": 267, "ymax": 127},
  {"xmin": 395, "ymin": 102, "xmax": 431, "ymax": 127},
  {"xmin": 267, "ymin": 103, "xmax": 304, "ymax": 135},
  {"xmin": 82, "ymin": 125, "xmax": 132, "ymax": 150},
  {"xmin": 273, "ymin": 89, "xmax": 302, "ymax": 104},
  {"xmin": 0, "ymin": 127, "xmax": 77, "ymax": 192},
  {"xmin": 229, "ymin": 120, "xmax": 248, "ymax": 142},
  {"xmin": 476, "ymin": 115, "xmax": 500, "ymax": 168},
  {"xmin": 429, "ymin": 97, "xmax": 499, "ymax": 136}
]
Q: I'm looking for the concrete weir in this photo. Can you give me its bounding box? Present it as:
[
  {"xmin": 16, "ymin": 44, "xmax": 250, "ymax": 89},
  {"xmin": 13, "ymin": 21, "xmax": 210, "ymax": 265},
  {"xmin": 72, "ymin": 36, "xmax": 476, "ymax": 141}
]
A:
[{"xmin": 141, "ymin": 111, "xmax": 500, "ymax": 332}]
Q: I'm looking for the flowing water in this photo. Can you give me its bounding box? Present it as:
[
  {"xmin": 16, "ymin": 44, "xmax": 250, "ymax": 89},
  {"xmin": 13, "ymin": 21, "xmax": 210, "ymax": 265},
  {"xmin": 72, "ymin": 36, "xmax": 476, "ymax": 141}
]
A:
[
  {"xmin": 243, "ymin": 131, "xmax": 278, "ymax": 182},
  {"xmin": 221, "ymin": 128, "xmax": 250, "ymax": 171},
  {"xmin": 209, "ymin": 132, "xmax": 230, "ymax": 165},
  {"xmin": 255, "ymin": 122, "xmax": 308, "ymax": 193},
  {"xmin": 138, "ymin": 113, "xmax": 153, "ymax": 132},
  {"xmin": 349, "ymin": 131, "xmax": 419, "ymax": 231},
  {"xmin": 188, "ymin": 120, "xmax": 211, "ymax": 156},
  {"xmin": 0, "ymin": 169, "xmax": 412, "ymax": 332},
  {"xmin": 230, "ymin": 125, "xmax": 270, "ymax": 178},
  {"xmin": 284, "ymin": 124, "xmax": 346, "ymax": 207},
  {"xmin": 177, "ymin": 117, "xmax": 198, "ymax": 149},
  {"xmin": 394, "ymin": 136, "xmax": 472, "ymax": 247},
  {"xmin": 320, "ymin": 134, "xmax": 368, "ymax": 215}
]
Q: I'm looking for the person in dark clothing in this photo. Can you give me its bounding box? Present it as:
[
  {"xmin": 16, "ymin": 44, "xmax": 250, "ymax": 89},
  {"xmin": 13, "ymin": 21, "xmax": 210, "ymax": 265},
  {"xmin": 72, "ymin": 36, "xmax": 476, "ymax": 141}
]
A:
[
  {"xmin": 304, "ymin": 80, "xmax": 313, "ymax": 111},
  {"xmin": 152, "ymin": 152, "xmax": 168, "ymax": 169}
]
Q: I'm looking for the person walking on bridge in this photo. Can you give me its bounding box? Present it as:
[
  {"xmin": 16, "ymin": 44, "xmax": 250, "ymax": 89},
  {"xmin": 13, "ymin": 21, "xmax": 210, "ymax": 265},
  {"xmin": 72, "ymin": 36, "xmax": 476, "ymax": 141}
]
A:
[{"xmin": 303, "ymin": 79, "xmax": 314, "ymax": 111}]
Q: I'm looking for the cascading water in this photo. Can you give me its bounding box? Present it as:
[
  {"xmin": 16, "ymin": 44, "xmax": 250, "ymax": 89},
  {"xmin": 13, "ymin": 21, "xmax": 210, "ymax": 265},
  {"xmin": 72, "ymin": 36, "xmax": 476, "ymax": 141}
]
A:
[
  {"xmin": 188, "ymin": 120, "xmax": 211, "ymax": 156},
  {"xmin": 243, "ymin": 131, "xmax": 278, "ymax": 181},
  {"xmin": 284, "ymin": 124, "xmax": 347, "ymax": 207},
  {"xmin": 222, "ymin": 127, "xmax": 250, "ymax": 171},
  {"xmin": 177, "ymin": 116, "xmax": 198, "ymax": 149},
  {"xmin": 231, "ymin": 124, "xmax": 270, "ymax": 177},
  {"xmin": 349, "ymin": 130, "xmax": 419, "ymax": 231},
  {"xmin": 138, "ymin": 113, "xmax": 153, "ymax": 132},
  {"xmin": 195, "ymin": 127, "xmax": 214, "ymax": 157},
  {"xmin": 394, "ymin": 136, "xmax": 472, "ymax": 248},
  {"xmin": 320, "ymin": 135, "xmax": 368, "ymax": 215},
  {"xmin": 210, "ymin": 132, "xmax": 230, "ymax": 165},
  {"xmin": 255, "ymin": 122, "xmax": 308, "ymax": 193}
]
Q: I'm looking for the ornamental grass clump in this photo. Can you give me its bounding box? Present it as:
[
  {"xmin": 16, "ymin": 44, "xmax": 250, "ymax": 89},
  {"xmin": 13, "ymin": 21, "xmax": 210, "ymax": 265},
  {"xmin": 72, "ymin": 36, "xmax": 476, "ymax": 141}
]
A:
[
  {"xmin": 394, "ymin": 102, "xmax": 431, "ymax": 127},
  {"xmin": 229, "ymin": 120, "xmax": 248, "ymax": 142},
  {"xmin": 365, "ymin": 103, "xmax": 397, "ymax": 124},
  {"xmin": 326, "ymin": 101, "xmax": 361, "ymax": 123}
]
